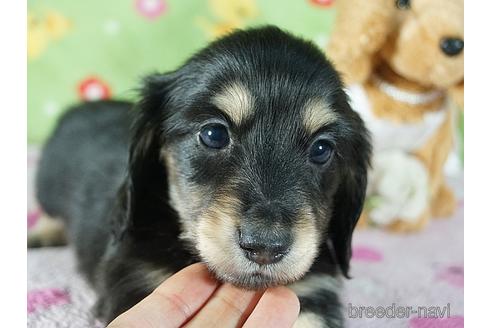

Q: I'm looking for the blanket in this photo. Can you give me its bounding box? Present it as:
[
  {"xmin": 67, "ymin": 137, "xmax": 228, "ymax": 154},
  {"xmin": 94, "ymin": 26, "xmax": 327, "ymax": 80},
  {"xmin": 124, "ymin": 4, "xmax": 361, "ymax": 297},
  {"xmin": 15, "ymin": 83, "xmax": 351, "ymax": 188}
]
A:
[{"xmin": 27, "ymin": 147, "xmax": 464, "ymax": 327}]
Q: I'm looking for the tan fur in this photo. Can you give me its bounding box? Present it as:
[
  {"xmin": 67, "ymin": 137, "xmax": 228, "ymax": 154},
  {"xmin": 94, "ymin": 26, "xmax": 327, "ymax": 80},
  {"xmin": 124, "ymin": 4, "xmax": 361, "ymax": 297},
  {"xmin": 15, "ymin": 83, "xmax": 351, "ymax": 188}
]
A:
[
  {"xmin": 303, "ymin": 98, "xmax": 338, "ymax": 134},
  {"xmin": 27, "ymin": 214, "xmax": 67, "ymax": 247},
  {"xmin": 383, "ymin": 0, "xmax": 464, "ymax": 88},
  {"xmin": 211, "ymin": 81, "xmax": 254, "ymax": 125},
  {"xmin": 328, "ymin": 0, "xmax": 396, "ymax": 84},
  {"xmin": 366, "ymin": 64, "xmax": 446, "ymax": 122},
  {"xmin": 329, "ymin": 0, "xmax": 464, "ymax": 88},
  {"xmin": 449, "ymin": 81, "xmax": 464, "ymax": 109},
  {"xmin": 162, "ymin": 151, "xmax": 205, "ymax": 241},
  {"xmin": 196, "ymin": 192, "xmax": 321, "ymax": 286},
  {"xmin": 293, "ymin": 312, "xmax": 326, "ymax": 328},
  {"xmin": 431, "ymin": 184, "xmax": 456, "ymax": 218},
  {"xmin": 196, "ymin": 193, "xmax": 243, "ymax": 272},
  {"xmin": 356, "ymin": 210, "xmax": 370, "ymax": 228},
  {"xmin": 413, "ymin": 109, "xmax": 456, "ymax": 218},
  {"xmin": 329, "ymin": 0, "xmax": 463, "ymax": 232}
]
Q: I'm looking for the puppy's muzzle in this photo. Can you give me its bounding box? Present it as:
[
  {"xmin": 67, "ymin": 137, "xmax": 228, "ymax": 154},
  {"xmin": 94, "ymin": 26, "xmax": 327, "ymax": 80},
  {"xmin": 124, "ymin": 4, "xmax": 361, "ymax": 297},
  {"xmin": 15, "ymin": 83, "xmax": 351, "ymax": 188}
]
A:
[{"xmin": 237, "ymin": 203, "xmax": 293, "ymax": 265}]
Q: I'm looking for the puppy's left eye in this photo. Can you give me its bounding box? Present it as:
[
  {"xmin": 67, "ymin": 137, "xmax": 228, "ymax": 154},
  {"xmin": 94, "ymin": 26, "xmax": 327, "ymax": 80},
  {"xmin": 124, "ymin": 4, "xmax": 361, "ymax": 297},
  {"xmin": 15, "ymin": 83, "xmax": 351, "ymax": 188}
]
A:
[
  {"xmin": 199, "ymin": 123, "xmax": 230, "ymax": 149},
  {"xmin": 309, "ymin": 140, "xmax": 333, "ymax": 164}
]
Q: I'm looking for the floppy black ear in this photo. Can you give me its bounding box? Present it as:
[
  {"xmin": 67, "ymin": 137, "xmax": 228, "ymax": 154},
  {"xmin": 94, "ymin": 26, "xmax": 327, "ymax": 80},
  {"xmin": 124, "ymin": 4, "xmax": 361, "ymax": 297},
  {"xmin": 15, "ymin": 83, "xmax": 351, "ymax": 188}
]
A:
[
  {"xmin": 111, "ymin": 73, "xmax": 176, "ymax": 240},
  {"xmin": 328, "ymin": 109, "xmax": 371, "ymax": 278}
]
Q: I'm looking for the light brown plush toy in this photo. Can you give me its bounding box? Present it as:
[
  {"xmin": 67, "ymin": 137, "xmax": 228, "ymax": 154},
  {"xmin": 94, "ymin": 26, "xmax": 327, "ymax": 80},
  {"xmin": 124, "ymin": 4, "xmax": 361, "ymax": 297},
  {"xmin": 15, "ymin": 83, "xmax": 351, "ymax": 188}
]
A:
[{"xmin": 327, "ymin": 0, "xmax": 464, "ymax": 232}]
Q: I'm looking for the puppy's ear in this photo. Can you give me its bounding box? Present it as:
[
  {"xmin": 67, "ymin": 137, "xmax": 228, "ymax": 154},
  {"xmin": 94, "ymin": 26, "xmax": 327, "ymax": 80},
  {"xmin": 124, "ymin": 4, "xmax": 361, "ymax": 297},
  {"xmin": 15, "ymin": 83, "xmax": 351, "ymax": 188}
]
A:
[
  {"xmin": 328, "ymin": 107, "xmax": 371, "ymax": 277},
  {"xmin": 112, "ymin": 74, "xmax": 176, "ymax": 240}
]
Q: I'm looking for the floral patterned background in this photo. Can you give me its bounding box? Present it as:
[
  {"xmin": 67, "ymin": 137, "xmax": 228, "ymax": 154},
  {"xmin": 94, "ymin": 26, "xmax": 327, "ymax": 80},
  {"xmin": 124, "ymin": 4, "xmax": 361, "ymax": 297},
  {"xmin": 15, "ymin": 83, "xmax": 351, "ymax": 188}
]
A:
[
  {"xmin": 28, "ymin": 0, "xmax": 337, "ymax": 144},
  {"xmin": 27, "ymin": 1, "xmax": 464, "ymax": 327}
]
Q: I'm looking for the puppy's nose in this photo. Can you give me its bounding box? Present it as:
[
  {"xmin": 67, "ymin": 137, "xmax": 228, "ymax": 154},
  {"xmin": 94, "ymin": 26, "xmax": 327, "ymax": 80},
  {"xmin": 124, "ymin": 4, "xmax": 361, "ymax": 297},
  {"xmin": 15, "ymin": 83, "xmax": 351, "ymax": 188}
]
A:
[
  {"xmin": 238, "ymin": 228, "xmax": 292, "ymax": 265},
  {"xmin": 440, "ymin": 37, "xmax": 464, "ymax": 56}
]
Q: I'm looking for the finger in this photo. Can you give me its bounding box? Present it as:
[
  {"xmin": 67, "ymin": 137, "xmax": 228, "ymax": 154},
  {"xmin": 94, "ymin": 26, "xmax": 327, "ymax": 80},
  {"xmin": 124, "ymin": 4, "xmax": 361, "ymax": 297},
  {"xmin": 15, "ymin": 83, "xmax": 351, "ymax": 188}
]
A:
[
  {"xmin": 184, "ymin": 283, "xmax": 264, "ymax": 328},
  {"xmin": 242, "ymin": 287, "xmax": 300, "ymax": 328},
  {"xmin": 108, "ymin": 263, "xmax": 219, "ymax": 328}
]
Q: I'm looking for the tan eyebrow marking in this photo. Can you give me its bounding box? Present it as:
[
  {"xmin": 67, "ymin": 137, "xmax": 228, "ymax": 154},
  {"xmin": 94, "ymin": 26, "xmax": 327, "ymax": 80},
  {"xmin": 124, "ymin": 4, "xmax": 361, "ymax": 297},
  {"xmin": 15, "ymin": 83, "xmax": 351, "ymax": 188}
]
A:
[
  {"xmin": 211, "ymin": 82, "xmax": 254, "ymax": 125},
  {"xmin": 303, "ymin": 98, "xmax": 338, "ymax": 134}
]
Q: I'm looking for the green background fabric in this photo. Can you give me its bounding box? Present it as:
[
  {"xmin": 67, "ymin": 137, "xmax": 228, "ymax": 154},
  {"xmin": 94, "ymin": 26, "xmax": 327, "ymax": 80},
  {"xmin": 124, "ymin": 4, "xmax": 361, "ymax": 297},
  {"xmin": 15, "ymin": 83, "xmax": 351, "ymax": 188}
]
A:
[
  {"xmin": 27, "ymin": 0, "xmax": 463, "ymax": 163},
  {"xmin": 28, "ymin": 0, "xmax": 337, "ymax": 144}
]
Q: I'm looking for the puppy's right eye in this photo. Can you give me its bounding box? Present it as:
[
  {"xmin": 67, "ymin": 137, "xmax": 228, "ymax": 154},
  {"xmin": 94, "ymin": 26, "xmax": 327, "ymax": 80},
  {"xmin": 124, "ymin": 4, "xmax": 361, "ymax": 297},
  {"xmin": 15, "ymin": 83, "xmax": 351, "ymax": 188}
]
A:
[
  {"xmin": 199, "ymin": 123, "xmax": 230, "ymax": 149},
  {"xmin": 309, "ymin": 139, "xmax": 333, "ymax": 164},
  {"xmin": 395, "ymin": 0, "xmax": 410, "ymax": 9}
]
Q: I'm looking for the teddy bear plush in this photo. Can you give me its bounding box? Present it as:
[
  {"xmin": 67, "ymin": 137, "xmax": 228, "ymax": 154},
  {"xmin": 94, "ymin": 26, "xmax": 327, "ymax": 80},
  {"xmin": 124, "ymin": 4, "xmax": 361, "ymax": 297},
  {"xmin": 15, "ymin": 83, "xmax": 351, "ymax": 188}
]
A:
[{"xmin": 327, "ymin": 0, "xmax": 464, "ymax": 231}]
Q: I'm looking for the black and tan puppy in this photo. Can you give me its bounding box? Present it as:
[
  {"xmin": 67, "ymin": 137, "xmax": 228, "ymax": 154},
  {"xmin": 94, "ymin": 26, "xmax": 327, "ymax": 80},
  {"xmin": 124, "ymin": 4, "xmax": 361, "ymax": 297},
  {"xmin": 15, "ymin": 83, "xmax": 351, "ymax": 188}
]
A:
[{"xmin": 31, "ymin": 26, "xmax": 370, "ymax": 327}]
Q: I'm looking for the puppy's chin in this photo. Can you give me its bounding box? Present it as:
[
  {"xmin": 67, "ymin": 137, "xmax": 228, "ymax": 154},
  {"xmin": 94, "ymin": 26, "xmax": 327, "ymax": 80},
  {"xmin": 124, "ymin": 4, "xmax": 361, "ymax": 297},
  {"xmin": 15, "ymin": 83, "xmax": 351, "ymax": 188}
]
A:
[{"xmin": 209, "ymin": 265, "xmax": 301, "ymax": 290}]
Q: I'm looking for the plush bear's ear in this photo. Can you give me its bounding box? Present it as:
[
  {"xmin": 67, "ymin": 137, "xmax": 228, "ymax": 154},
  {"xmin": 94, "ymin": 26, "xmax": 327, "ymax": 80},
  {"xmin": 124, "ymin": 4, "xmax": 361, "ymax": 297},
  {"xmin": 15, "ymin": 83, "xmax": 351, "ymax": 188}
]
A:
[
  {"xmin": 327, "ymin": 105, "xmax": 371, "ymax": 277},
  {"xmin": 327, "ymin": 0, "xmax": 395, "ymax": 84},
  {"xmin": 111, "ymin": 74, "xmax": 176, "ymax": 240}
]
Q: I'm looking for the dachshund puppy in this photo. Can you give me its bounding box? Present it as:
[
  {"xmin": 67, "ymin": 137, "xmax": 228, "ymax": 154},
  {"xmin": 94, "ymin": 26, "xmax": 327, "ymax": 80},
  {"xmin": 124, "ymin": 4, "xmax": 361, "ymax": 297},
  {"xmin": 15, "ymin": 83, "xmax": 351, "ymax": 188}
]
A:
[{"xmin": 33, "ymin": 26, "xmax": 371, "ymax": 327}]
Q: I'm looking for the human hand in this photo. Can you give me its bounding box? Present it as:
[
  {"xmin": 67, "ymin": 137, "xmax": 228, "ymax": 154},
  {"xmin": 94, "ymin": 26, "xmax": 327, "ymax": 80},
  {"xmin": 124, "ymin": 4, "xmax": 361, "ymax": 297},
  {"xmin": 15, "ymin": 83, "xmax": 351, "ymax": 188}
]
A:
[{"xmin": 107, "ymin": 263, "xmax": 300, "ymax": 328}]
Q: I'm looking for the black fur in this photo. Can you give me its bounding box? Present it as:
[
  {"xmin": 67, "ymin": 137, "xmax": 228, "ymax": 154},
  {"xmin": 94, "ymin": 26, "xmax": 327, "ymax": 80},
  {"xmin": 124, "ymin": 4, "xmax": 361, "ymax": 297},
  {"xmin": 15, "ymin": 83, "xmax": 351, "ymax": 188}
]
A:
[
  {"xmin": 35, "ymin": 26, "xmax": 371, "ymax": 325},
  {"xmin": 299, "ymin": 288, "xmax": 343, "ymax": 327}
]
